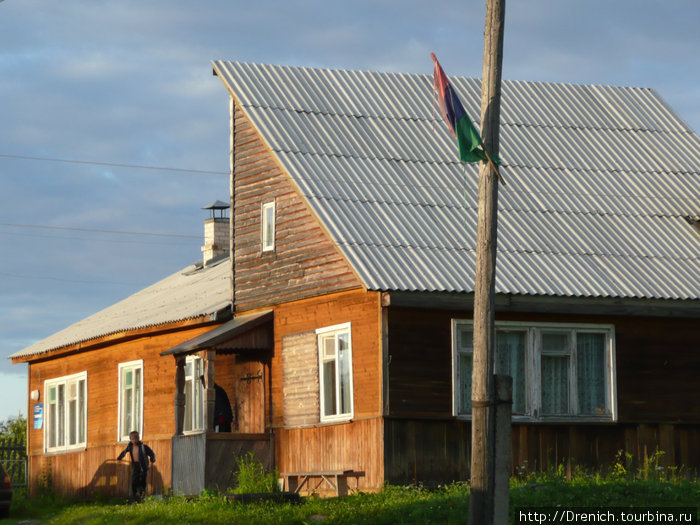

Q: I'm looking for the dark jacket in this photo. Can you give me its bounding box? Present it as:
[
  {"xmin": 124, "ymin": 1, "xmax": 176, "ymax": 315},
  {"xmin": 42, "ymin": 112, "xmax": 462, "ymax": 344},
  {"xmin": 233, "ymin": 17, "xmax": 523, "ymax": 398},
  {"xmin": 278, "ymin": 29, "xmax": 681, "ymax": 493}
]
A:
[{"xmin": 118, "ymin": 441, "xmax": 156, "ymax": 471}]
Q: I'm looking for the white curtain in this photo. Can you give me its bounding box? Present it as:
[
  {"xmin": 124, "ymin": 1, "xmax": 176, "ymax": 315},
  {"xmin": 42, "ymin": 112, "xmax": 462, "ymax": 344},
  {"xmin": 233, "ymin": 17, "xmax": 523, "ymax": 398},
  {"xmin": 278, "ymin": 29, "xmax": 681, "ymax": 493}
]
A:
[{"xmin": 541, "ymin": 355, "xmax": 569, "ymax": 414}]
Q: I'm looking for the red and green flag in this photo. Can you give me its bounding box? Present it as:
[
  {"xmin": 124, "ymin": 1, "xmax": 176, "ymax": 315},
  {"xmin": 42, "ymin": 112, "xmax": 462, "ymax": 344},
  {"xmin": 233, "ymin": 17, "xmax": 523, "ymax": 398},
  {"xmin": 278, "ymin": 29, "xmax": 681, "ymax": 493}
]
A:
[{"xmin": 431, "ymin": 53, "xmax": 499, "ymax": 165}]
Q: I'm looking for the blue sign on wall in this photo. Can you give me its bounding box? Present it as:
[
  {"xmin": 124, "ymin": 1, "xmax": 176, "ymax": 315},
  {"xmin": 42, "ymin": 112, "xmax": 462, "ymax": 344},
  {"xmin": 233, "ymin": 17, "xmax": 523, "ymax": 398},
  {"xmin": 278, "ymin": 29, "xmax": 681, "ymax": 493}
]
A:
[{"xmin": 33, "ymin": 403, "xmax": 43, "ymax": 430}]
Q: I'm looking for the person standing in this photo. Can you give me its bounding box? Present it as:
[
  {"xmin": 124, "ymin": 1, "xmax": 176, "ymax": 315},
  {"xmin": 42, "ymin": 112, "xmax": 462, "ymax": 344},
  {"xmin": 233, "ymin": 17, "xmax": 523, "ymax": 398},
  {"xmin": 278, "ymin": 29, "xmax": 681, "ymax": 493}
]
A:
[{"xmin": 117, "ymin": 431, "xmax": 156, "ymax": 502}]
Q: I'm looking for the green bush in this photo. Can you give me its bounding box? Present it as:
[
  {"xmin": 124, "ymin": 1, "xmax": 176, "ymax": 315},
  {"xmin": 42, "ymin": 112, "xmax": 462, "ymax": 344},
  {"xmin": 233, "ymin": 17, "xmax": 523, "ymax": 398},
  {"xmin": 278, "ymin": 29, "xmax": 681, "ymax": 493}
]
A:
[{"xmin": 230, "ymin": 452, "xmax": 280, "ymax": 494}]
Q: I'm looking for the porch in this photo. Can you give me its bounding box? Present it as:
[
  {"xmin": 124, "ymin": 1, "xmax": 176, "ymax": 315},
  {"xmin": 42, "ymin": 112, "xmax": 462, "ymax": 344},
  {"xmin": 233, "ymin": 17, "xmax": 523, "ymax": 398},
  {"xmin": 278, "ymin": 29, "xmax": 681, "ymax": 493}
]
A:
[
  {"xmin": 171, "ymin": 432, "xmax": 273, "ymax": 495},
  {"xmin": 162, "ymin": 310, "xmax": 274, "ymax": 495}
]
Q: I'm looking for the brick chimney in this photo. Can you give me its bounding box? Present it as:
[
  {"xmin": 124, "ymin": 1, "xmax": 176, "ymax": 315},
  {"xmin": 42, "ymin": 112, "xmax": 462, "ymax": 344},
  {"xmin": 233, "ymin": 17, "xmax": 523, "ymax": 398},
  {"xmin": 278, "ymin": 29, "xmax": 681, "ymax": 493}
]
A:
[{"xmin": 201, "ymin": 200, "xmax": 230, "ymax": 266}]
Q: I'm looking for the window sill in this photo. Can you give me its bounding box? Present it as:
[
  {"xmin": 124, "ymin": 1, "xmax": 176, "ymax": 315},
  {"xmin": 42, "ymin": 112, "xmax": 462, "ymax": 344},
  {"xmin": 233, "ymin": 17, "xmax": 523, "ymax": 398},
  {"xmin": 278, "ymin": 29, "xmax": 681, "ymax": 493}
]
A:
[
  {"xmin": 44, "ymin": 445, "xmax": 87, "ymax": 456},
  {"xmin": 454, "ymin": 415, "xmax": 616, "ymax": 424},
  {"xmin": 318, "ymin": 415, "xmax": 353, "ymax": 425},
  {"xmin": 183, "ymin": 429, "xmax": 206, "ymax": 436}
]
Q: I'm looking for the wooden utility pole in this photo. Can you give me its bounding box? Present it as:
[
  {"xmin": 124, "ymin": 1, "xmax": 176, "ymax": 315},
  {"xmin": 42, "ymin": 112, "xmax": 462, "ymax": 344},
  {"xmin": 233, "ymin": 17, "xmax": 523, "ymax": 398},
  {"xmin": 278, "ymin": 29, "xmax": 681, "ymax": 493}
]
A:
[{"xmin": 469, "ymin": 0, "xmax": 506, "ymax": 524}]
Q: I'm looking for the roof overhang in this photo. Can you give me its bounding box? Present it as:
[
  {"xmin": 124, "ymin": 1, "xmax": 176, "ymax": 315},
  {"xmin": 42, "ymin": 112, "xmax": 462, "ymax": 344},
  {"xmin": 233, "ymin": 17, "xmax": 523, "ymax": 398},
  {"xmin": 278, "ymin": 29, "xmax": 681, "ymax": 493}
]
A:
[
  {"xmin": 382, "ymin": 292, "xmax": 700, "ymax": 318},
  {"xmin": 160, "ymin": 310, "xmax": 273, "ymax": 357}
]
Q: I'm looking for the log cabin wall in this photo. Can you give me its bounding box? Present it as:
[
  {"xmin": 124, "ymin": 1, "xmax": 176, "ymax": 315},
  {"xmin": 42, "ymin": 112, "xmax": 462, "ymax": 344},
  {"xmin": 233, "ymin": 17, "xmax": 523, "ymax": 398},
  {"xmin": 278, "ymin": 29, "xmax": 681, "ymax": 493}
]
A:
[
  {"xmin": 25, "ymin": 321, "xmax": 218, "ymax": 497},
  {"xmin": 231, "ymin": 105, "xmax": 362, "ymax": 311},
  {"xmin": 271, "ymin": 290, "xmax": 384, "ymax": 491},
  {"xmin": 384, "ymin": 305, "xmax": 700, "ymax": 484}
]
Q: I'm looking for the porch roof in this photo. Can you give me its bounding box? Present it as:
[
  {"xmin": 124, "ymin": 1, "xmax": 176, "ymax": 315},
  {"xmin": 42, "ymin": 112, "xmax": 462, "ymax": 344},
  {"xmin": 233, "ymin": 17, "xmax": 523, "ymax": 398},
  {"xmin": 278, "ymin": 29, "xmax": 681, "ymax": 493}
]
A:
[{"xmin": 160, "ymin": 310, "xmax": 273, "ymax": 357}]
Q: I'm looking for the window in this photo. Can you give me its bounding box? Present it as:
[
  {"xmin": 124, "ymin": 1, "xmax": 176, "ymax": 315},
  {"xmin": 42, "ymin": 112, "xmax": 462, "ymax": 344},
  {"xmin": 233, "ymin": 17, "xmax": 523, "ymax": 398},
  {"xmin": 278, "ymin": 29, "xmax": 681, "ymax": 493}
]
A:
[
  {"xmin": 44, "ymin": 372, "xmax": 87, "ymax": 453},
  {"xmin": 317, "ymin": 323, "xmax": 353, "ymax": 422},
  {"xmin": 184, "ymin": 356, "xmax": 204, "ymax": 432},
  {"xmin": 262, "ymin": 201, "xmax": 275, "ymax": 252},
  {"xmin": 452, "ymin": 321, "xmax": 616, "ymax": 421},
  {"xmin": 118, "ymin": 361, "xmax": 143, "ymax": 441}
]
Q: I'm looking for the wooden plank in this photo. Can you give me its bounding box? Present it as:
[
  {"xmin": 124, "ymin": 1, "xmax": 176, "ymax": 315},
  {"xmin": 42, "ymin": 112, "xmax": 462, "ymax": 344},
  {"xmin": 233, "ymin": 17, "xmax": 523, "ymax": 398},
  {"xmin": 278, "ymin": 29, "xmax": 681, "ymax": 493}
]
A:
[
  {"xmin": 275, "ymin": 418, "xmax": 379, "ymax": 493},
  {"xmin": 231, "ymin": 106, "xmax": 363, "ymax": 312}
]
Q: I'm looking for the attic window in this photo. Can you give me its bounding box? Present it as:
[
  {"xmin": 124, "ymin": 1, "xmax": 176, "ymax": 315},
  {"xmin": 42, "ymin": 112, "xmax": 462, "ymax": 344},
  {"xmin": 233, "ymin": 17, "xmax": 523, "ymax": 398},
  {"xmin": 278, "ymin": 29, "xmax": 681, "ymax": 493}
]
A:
[{"xmin": 262, "ymin": 201, "xmax": 276, "ymax": 252}]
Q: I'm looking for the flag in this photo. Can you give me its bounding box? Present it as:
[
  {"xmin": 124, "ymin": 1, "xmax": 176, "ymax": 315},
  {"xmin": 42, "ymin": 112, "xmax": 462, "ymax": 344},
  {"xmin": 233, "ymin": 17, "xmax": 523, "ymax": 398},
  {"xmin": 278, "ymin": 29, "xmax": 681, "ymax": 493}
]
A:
[{"xmin": 431, "ymin": 53, "xmax": 496, "ymax": 165}]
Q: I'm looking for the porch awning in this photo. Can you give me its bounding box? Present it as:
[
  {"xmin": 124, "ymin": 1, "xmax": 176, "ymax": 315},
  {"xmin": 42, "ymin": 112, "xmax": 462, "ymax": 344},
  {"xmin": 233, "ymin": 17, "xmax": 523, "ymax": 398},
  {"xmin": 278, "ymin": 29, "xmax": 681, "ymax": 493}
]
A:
[{"xmin": 161, "ymin": 310, "xmax": 272, "ymax": 356}]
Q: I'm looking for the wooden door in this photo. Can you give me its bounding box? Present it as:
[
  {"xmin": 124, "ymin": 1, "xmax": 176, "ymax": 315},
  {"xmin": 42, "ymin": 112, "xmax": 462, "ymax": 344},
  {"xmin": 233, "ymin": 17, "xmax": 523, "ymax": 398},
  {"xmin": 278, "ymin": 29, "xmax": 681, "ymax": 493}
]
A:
[{"xmin": 234, "ymin": 356, "xmax": 265, "ymax": 433}]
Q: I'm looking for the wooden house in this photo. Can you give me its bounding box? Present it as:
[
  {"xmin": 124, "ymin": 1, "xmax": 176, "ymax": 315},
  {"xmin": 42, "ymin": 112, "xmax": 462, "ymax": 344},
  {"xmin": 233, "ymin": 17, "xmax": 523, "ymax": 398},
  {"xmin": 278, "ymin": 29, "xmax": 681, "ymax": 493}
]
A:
[{"xmin": 11, "ymin": 61, "xmax": 700, "ymax": 497}]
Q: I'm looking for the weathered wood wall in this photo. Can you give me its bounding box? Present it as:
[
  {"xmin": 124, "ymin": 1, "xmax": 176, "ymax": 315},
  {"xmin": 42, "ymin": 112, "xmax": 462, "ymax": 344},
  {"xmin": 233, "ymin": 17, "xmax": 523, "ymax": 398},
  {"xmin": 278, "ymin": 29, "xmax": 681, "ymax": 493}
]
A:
[
  {"xmin": 232, "ymin": 105, "xmax": 362, "ymax": 311},
  {"xmin": 171, "ymin": 432, "xmax": 272, "ymax": 495},
  {"xmin": 271, "ymin": 290, "xmax": 383, "ymax": 491},
  {"xmin": 384, "ymin": 305, "xmax": 700, "ymax": 482},
  {"xmin": 383, "ymin": 419, "xmax": 700, "ymax": 485},
  {"xmin": 281, "ymin": 331, "xmax": 320, "ymax": 427},
  {"xmin": 387, "ymin": 306, "xmax": 700, "ymax": 422},
  {"xmin": 26, "ymin": 321, "xmax": 218, "ymax": 497}
]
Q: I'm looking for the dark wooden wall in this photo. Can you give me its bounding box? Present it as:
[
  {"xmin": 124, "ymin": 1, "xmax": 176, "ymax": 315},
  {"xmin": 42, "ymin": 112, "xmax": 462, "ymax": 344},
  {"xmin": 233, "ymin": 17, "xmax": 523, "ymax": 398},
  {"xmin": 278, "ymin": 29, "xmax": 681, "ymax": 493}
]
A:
[
  {"xmin": 232, "ymin": 105, "xmax": 362, "ymax": 311},
  {"xmin": 387, "ymin": 306, "xmax": 700, "ymax": 422},
  {"xmin": 384, "ymin": 305, "xmax": 700, "ymax": 482},
  {"xmin": 384, "ymin": 419, "xmax": 700, "ymax": 485}
]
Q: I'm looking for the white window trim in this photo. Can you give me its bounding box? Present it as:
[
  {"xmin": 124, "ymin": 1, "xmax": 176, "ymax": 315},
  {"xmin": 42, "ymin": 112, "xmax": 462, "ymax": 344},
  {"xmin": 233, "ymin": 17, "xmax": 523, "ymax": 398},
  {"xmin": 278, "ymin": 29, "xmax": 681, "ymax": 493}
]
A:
[
  {"xmin": 452, "ymin": 320, "xmax": 617, "ymax": 423},
  {"xmin": 316, "ymin": 322, "xmax": 354, "ymax": 423},
  {"xmin": 184, "ymin": 355, "xmax": 205, "ymax": 434},
  {"xmin": 261, "ymin": 200, "xmax": 275, "ymax": 252},
  {"xmin": 44, "ymin": 371, "xmax": 87, "ymax": 454},
  {"xmin": 117, "ymin": 360, "xmax": 144, "ymax": 443}
]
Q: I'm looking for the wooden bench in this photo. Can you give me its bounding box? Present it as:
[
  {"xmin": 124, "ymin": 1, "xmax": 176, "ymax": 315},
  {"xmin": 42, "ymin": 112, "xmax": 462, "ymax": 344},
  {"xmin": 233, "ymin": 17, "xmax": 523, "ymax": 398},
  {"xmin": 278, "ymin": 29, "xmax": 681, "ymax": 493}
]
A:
[{"xmin": 280, "ymin": 470, "xmax": 364, "ymax": 497}]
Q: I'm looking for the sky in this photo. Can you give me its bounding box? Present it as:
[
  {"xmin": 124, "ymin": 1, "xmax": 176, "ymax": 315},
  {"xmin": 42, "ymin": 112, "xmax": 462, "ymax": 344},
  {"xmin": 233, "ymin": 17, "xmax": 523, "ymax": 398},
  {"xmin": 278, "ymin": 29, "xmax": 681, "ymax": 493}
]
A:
[{"xmin": 1, "ymin": 0, "xmax": 698, "ymax": 423}]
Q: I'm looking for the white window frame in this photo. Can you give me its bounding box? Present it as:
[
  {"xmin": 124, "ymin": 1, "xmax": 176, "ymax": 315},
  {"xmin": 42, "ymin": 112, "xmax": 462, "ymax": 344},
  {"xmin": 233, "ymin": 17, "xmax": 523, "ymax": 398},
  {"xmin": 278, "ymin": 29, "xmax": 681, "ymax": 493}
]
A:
[
  {"xmin": 261, "ymin": 200, "xmax": 276, "ymax": 252},
  {"xmin": 44, "ymin": 371, "xmax": 87, "ymax": 454},
  {"xmin": 118, "ymin": 360, "xmax": 143, "ymax": 443},
  {"xmin": 451, "ymin": 320, "xmax": 617, "ymax": 422},
  {"xmin": 317, "ymin": 322, "xmax": 354, "ymax": 423},
  {"xmin": 184, "ymin": 355, "xmax": 205, "ymax": 433}
]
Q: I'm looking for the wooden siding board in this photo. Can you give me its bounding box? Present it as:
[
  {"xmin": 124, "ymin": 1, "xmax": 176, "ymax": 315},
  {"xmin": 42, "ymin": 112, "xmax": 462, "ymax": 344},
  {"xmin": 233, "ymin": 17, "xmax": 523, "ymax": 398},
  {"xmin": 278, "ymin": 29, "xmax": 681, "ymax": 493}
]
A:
[
  {"xmin": 26, "ymin": 322, "xmax": 217, "ymax": 496},
  {"xmin": 384, "ymin": 419, "xmax": 700, "ymax": 484},
  {"xmin": 282, "ymin": 331, "xmax": 320, "ymax": 427},
  {"xmin": 232, "ymin": 106, "xmax": 362, "ymax": 311},
  {"xmin": 387, "ymin": 307, "xmax": 700, "ymax": 423},
  {"xmin": 275, "ymin": 418, "xmax": 382, "ymax": 492},
  {"xmin": 270, "ymin": 290, "xmax": 383, "ymax": 489}
]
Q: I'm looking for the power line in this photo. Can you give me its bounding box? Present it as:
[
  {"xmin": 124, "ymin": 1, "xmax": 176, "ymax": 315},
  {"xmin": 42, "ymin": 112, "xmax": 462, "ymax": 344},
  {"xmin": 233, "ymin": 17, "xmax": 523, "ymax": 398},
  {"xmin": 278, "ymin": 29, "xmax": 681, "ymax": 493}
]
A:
[
  {"xmin": 0, "ymin": 222, "xmax": 199, "ymax": 239},
  {"xmin": 0, "ymin": 271, "xmax": 144, "ymax": 287},
  {"xmin": 0, "ymin": 153, "xmax": 227, "ymax": 176},
  {"xmin": 0, "ymin": 229, "xmax": 194, "ymax": 245}
]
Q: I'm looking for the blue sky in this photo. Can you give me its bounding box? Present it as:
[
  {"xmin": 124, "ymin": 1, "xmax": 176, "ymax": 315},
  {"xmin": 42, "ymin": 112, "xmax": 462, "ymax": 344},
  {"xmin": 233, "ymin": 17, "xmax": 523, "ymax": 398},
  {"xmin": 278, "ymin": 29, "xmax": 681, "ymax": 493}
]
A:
[{"xmin": 1, "ymin": 0, "xmax": 699, "ymax": 422}]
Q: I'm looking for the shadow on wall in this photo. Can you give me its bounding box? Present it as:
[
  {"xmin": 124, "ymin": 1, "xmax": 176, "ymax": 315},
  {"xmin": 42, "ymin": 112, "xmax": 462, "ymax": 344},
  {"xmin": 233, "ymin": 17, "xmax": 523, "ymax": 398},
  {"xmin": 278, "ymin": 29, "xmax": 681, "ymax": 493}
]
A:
[{"xmin": 82, "ymin": 460, "xmax": 165, "ymax": 498}]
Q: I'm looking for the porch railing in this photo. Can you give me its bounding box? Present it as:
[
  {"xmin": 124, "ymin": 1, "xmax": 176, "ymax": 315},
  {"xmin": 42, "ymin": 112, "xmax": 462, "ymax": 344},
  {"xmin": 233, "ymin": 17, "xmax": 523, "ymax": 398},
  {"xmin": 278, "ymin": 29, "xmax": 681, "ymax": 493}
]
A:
[{"xmin": 171, "ymin": 432, "xmax": 272, "ymax": 495}]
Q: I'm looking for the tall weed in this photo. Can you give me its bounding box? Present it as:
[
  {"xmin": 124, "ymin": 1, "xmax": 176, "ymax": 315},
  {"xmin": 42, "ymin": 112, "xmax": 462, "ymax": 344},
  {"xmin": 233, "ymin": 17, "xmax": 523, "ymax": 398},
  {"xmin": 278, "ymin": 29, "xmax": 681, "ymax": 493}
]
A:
[{"xmin": 231, "ymin": 451, "xmax": 280, "ymax": 494}]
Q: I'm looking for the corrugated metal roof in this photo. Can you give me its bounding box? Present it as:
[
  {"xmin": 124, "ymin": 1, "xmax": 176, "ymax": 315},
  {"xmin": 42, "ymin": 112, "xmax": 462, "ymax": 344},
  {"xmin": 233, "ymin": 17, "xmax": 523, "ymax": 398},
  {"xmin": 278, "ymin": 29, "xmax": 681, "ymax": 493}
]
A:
[
  {"xmin": 10, "ymin": 257, "xmax": 231, "ymax": 360},
  {"xmin": 214, "ymin": 60, "xmax": 700, "ymax": 301}
]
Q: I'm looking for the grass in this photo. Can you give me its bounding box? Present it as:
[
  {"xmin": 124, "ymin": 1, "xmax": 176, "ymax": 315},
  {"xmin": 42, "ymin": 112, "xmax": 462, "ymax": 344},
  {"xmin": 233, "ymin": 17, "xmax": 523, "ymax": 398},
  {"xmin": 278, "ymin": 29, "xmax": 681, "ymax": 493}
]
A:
[
  {"xmin": 7, "ymin": 476, "xmax": 699, "ymax": 525},
  {"xmin": 230, "ymin": 452, "xmax": 281, "ymax": 495},
  {"xmin": 8, "ymin": 454, "xmax": 700, "ymax": 524}
]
